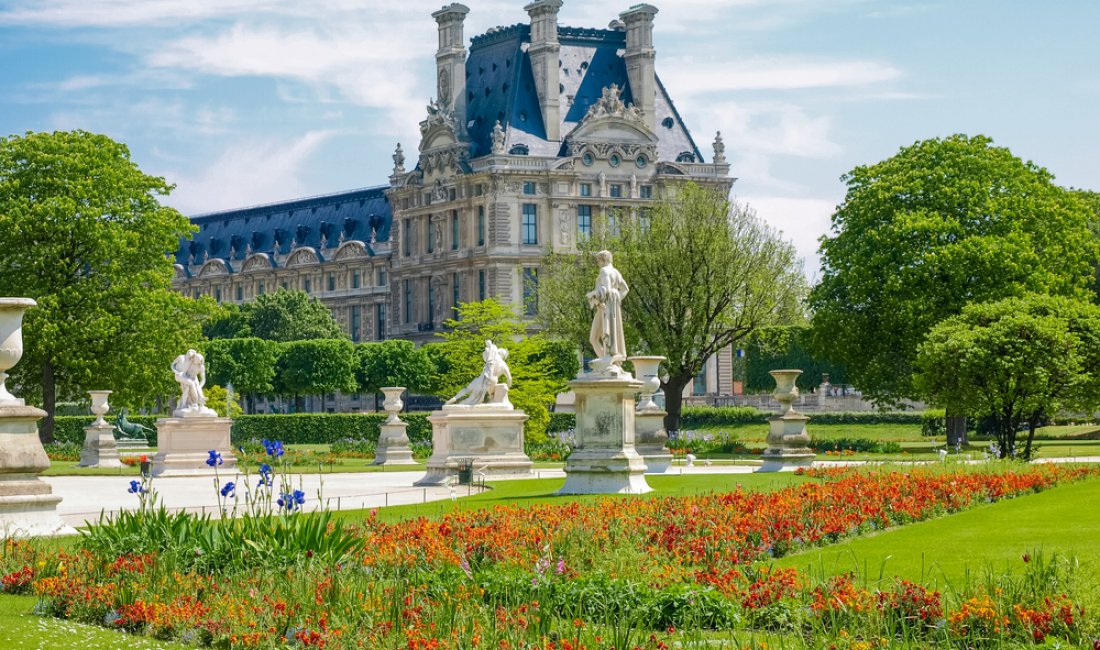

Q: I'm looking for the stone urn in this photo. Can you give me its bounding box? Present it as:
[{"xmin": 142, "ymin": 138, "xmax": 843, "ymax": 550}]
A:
[
  {"xmin": 629, "ymin": 356, "xmax": 664, "ymax": 411},
  {"xmin": 771, "ymin": 369, "xmax": 801, "ymax": 414},
  {"xmin": 88, "ymin": 390, "xmax": 112, "ymax": 427},
  {"xmin": 0, "ymin": 298, "xmax": 36, "ymax": 406},
  {"xmin": 381, "ymin": 387, "xmax": 405, "ymax": 424}
]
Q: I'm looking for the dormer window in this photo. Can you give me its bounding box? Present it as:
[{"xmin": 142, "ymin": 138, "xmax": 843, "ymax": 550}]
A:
[
  {"xmin": 509, "ymin": 143, "xmax": 529, "ymax": 156},
  {"xmin": 676, "ymin": 151, "xmax": 696, "ymax": 163}
]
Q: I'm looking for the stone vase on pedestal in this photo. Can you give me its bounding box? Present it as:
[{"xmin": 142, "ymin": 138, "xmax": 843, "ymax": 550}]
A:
[
  {"xmin": 629, "ymin": 356, "xmax": 672, "ymax": 473},
  {"xmin": 373, "ymin": 387, "xmax": 417, "ymax": 465},
  {"xmin": 757, "ymin": 369, "xmax": 815, "ymax": 472},
  {"xmin": 0, "ymin": 298, "xmax": 74, "ymax": 537},
  {"xmin": 559, "ymin": 369, "xmax": 652, "ymax": 494},
  {"xmin": 79, "ymin": 390, "xmax": 121, "ymax": 468}
]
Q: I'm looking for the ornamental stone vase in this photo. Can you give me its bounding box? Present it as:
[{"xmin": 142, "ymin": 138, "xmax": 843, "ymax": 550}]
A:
[
  {"xmin": 757, "ymin": 369, "xmax": 815, "ymax": 473},
  {"xmin": 88, "ymin": 390, "xmax": 111, "ymax": 427},
  {"xmin": 628, "ymin": 356, "xmax": 672, "ymax": 474},
  {"xmin": 382, "ymin": 387, "xmax": 405, "ymax": 424},
  {"xmin": 374, "ymin": 387, "xmax": 416, "ymax": 465},
  {"xmin": 629, "ymin": 356, "xmax": 664, "ymax": 412},
  {"xmin": 80, "ymin": 390, "xmax": 121, "ymax": 469},
  {"xmin": 0, "ymin": 298, "xmax": 74, "ymax": 537}
]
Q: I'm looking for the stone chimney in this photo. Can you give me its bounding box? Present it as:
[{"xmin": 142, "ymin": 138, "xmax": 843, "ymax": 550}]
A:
[
  {"xmin": 620, "ymin": 4, "xmax": 658, "ymax": 131},
  {"xmin": 432, "ymin": 3, "xmax": 470, "ymax": 137},
  {"xmin": 525, "ymin": 0, "xmax": 564, "ymax": 141}
]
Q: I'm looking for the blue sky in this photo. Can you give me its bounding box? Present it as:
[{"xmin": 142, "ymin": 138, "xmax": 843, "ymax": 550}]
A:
[{"xmin": 1, "ymin": 0, "xmax": 1097, "ymax": 278}]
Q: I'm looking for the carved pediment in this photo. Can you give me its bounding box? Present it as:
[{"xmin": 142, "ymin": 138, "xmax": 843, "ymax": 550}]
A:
[
  {"xmin": 333, "ymin": 240, "xmax": 369, "ymax": 261},
  {"xmin": 286, "ymin": 247, "xmax": 322, "ymax": 267},
  {"xmin": 242, "ymin": 253, "xmax": 275, "ymax": 273},
  {"xmin": 172, "ymin": 264, "xmax": 190, "ymax": 281},
  {"xmin": 197, "ymin": 258, "xmax": 231, "ymax": 277}
]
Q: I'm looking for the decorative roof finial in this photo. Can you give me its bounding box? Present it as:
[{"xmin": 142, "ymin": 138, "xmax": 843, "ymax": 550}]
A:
[
  {"xmin": 491, "ymin": 120, "xmax": 506, "ymax": 155},
  {"xmin": 713, "ymin": 131, "xmax": 726, "ymax": 165},
  {"xmin": 392, "ymin": 143, "xmax": 405, "ymax": 175}
]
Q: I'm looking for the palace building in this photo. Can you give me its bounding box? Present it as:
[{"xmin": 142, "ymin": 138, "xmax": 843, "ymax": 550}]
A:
[{"xmin": 172, "ymin": 1, "xmax": 737, "ymax": 407}]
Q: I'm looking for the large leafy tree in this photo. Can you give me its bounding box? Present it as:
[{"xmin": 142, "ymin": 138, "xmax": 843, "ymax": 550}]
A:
[
  {"xmin": 275, "ymin": 339, "xmax": 357, "ymax": 413},
  {"xmin": 914, "ymin": 295, "xmax": 1100, "ymax": 459},
  {"xmin": 426, "ymin": 299, "xmax": 578, "ymax": 443},
  {"xmin": 356, "ymin": 340, "xmax": 434, "ymax": 396},
  {"xmin": 208, "ymin": 289, "xmax": 344, "ymax": 342},
  {"xmin": 809, "ymin": 135, "xmax": 1098, "ymax": 406},
  {"xmin": 203, "ymin": 337, "xmax": 282, "ymax": 413},
  {"xmin": 0, "ymin": 130, "xmax": 214, "ymax": 441},
  {"xmin": 744, "ymin": 325, "xmax": 846, "ymax": 392},
  {"xmin": 538, "ymin": 182, "xmax": 805, "ymax": 431}
]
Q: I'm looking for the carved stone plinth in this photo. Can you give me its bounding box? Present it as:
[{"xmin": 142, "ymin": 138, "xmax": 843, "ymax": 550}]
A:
[
  {"xmin": 635, "ymin": 409, "xmax": 672, "ymax": 473},
  {"xmin": 78, "ymin": 423, "xmax": 121, "ymax": 468},
  {"xmin": 415, "ymin": 406, "xmax": 532, "ymax": 485},
  {"xmin": 757, "ymin": 369, "xmax": 815, "ymax": 472},
  {"xmin": 559, "ymin": 374, "xmax": 652, "ymax": 494},
  {"xmin": 0, "ymin": 405, "xmax": 74, "ymax": 537},
  {"xmin": 151, "ymin": 417, "xmax": 236, "ymax": 476},
  {"xmin": 374, "ymin": 421, "xmax": 417, "ymax": 465}
]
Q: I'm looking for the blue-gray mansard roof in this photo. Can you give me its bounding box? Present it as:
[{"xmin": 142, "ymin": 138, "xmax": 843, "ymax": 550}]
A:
[
  {"xmin": 465, "ymin": 24, "xmax": 703, "ymax": 161},
  {"xmin": 175, "ymin": 186, "xmax": 391, "ymax": 268}
]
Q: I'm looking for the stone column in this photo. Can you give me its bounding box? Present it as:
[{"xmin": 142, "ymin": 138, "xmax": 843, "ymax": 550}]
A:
[
  {"xmin": 373, "ymin": 387, "xmax": 417, "ymax": 465},
  {"xmin": 0, "ymin": 298, "xmax": 73, "ymax": 537},
  {"xmin": 78, "ymin": 390, "xmax": 121, "ymax": 468},
  {"xmin": 559, "ymin": 371, "xmax": 652, "ymax": 494},
  {"xmin": 629, "ymin": 356, "xmax": 672, "ymax": 473},
  {"xmin": 757, "ymin": 369, "xmax": 815, "ymax": 472}
]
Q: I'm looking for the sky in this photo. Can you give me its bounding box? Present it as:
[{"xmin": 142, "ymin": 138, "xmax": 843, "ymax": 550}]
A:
[{"xmin": 1, "ymin": 0, "xmax": 1098, "ymax": 279}]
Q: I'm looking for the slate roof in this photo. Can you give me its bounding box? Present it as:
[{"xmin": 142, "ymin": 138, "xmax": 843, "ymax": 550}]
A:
[
  {"xmin": 176, "ymin": 186, "xmax": 390, "ymax": 267},
  {"xmin": 464, "ymin": 24, "xmax": 703, "ymax": 161}
]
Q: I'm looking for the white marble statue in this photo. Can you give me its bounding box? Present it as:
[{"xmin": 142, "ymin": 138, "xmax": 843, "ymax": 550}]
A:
[
  {"xmin": 171, "ymin": 349, "xmax": 216, "ymax": 417},
  {"xmin": 586, "ymin": 250, "xmax": 629, "ymax": 374},
  {"xmin": 445, "ymin": 340, "xmax": 514, "ymax": 408}
]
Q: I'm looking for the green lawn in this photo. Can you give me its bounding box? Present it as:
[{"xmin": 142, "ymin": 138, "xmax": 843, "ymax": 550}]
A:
[
  {"xmin": 0, "ymin": 594, "xmax": 186, "ymax": 650},
  {"xmin": 774, "ymin": 474, "xmax": 1100, "ymax": 597}
]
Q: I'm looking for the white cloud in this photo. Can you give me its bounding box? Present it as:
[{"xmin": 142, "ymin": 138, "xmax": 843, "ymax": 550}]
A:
[
  {"xmin": 164, "ymin": 130, "xmax": 336, "ymax": 214},
  {"xmin": 737, "ymin": 195, "xmax": 838, "ymax": 281},
  {"xmin": 662, "ymin": 56, "xmax": 900, "ymax": 95}
]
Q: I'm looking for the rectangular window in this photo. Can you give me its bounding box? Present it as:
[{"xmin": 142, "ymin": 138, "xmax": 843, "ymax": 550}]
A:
[
  {"xmin": 375, "ymin": 303, "xmax": 386, "ymax": 340},
  {"xmin": 522, "ymin": 203, "xmax": 538, "ymax": 245},
  {"xmin": 257, "ymin": 281, "xmax": 265, "ymax": 295},
  {"xmin": 640, "ymin": 185, "xmax": 653, "ymax": 199},
  {"xmin": 693, "ymin": 369, "xmax": 707, "ymax": 396},
  {"xmin": 580, "ymin": 183, "xmax": 592, "ymax": 198},
  {"xmin": 214, "ymin": 287, "xmax": 222, "ymax": 303},
  {"xmin": 376, "ymin": 267, "xmax": 386, "ymax": 286},
  {"xmin": 522, "ymin": 267, "xmax": 539, "ymax": 316},
  {"xmin": 639, "ymin": 208, "xmax": 651, "ymax": 233},
  {"xmin": 352, "ymin": 271, "xmax": 360, "ymax": 289},
  {"xmin": 451, "ymin": 211, "xmax": 459, "ymax": 250},
  {"xmin": 235, "ymin": 285, "xmax": 243, "ymax": 301},
  {"xmin": 403, "ymin": 279, "xmax": 412, "ymax": 324},
  {"xmin": 281, "ymin": 281, "xmax": 288, "ymax": 291},
  {"xmin": 609, "ymin": 184, "xmax": 623, "ymax": 198},
  {"xmin": 427, "ymin": 280, "xmax": 436, "ymax": 323},
  {"xmin": 303, "ymin": 277, "xmax": 311, "ymax": 293},
  {"xmin": 608, "ymin": 209, "xmax": 621, "ymax": 238},
  {"xmin": 478, "ymin": 269, "xmax": 486, "ymax": 301},
  {"xmin": 350, "ymin": 306, "xmax": 361, "ymax": 342},
  {"xmin": 327, "ymin": 273, "xmax": 336, "ymax": 292},
  {"xmin": 192, "ymin": 289, "xmax": 200, "ymax": 299},
  {"xmin": 577, "ymin": 205, "xmax": 592, "ymax": 239},
  {"xmin": 477, "ymin": 206, "xmax": 485, "ymax": 246},
  {"xmin": 452, "ymin": 272, "xmax": 461, "ymax": 316},
  {"xmin": 426, "ymin": 217, "xmax": 434, "ymax": 253},
  {"xmin": 523, "ymin": 181, "xmax": 536, "ymax": 195},
  {"xmin": 402, "ymin": 219, "xmax": 411, "ymax": 256}
]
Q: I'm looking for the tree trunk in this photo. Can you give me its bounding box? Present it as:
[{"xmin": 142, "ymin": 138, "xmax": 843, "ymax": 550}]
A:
[
  {"xmin": 40, "ymin": 361, "xmax": 56, "ymax": 444},
  {"xmin": 662, "ymin": 373, "xmax": 692, "ymax": 434},
  {"xmin": 945, "ymin": 412, "xmax": 968, "ymax": 447},
  {"xmin": 1024, "ymin": 413, "xmax": 1040, "ymax": 461},
  {"xmin": 294, "ymin": 394, "xmax": 304, "ymax": 413}
]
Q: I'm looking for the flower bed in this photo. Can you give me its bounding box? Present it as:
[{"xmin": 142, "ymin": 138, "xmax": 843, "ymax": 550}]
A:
[{"xmin": 3, "ymin": 465, "xmax": 1096, "ymax": 649}]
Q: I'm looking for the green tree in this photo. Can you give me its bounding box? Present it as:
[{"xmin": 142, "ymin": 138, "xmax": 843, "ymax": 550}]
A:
[
  {"xmin": 355, "ymin": 340, "xmax": 435, "ymax": 408},
  {"xmin": 914, "ymin": 295, "xmax": 1100, "ymax": 459},
  {"xmin": 203, "ymin": 338, "xmax": 282, "ymax": 413},
  {"xmin": 427, "ymin": 299, "xmax": 577, "ymax": 443},
  {"xmin": 275, "ymin": 339, "xmax": 357, "ymax": 413},
  {"xmin": 202, "ymin": 302, "xmax": 251, "ymax": 340},
  {"xmin": 242, "ymin": 290, "xmax": 345, "ymax": 342},
  {"xmin": 538, "ymin": 182, "xmax": 805, "ymax": 431},
  {"xmin": 744, "ymin": 325, "xmax": 846, "ymax": 392},
  {"xmin": 1075, "ymin": 189, "xmax": 1100, "ymax": 300},
  {"xmin": 809, "ymin": 135, "xmax": 1098, "ymax": 408},
  {"xmin": 0, "ymin": 130, "xmax": 215, "ymax": 441}
]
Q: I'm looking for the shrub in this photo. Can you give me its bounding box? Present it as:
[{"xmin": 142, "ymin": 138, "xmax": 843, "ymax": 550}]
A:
[
  {"xmin": 43, "ymin": 441, "xmax": 82, "ymax": 461},
  {"xmin": 229, "ymin": 413, "xmax": 433, "ymax": 446},
  {"xmin": 810, "ymin": 438, "xmax": 903, "ymax": 454},
  {"xmin": 48, "ymin": 415, "xmax": 159, "ymax": 445},
  {"xmin": 921, "ymin": 408, "xmax": 946, "ymax": 437},
  {"xmin": 548, "ymin": 412, "xmax": 575, "ymax": 433}
]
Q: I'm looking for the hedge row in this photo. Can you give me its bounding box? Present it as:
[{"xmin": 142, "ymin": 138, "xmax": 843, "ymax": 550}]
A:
[
  {"xmin": 548, "ymin": 407, "xmax": 926, "ymax": 433},
  {"xmin": 46, "ymin": 413, "xmax": 435, "ymax": 447}
]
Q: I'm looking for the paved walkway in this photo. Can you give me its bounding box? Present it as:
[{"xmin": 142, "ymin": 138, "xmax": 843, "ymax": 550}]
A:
[{"xmin": 42, "ymin": 457, "xmax": 1100, "ymax": 529}]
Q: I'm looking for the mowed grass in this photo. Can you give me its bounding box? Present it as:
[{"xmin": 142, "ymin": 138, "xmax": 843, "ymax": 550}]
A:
[
  {"xmin": 337, "ymin": 471, "xmax": 809, "ymax": 523},
  {"xmin": 773, "ymin": 474, "xmax": 1100, "ymax": 596}
]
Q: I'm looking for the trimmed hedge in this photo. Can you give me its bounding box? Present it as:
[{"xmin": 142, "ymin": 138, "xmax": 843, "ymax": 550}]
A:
[
  {"xmin": 548, "ymin": 412, "xmax": 575, "ymax": 434},
  {"xmin": 547, "ymin": 407, "xmax": 925, "ymax": 433},
  {"xmin": 45, "ymin": 413, "xmax": 435, "ymax": 447}
]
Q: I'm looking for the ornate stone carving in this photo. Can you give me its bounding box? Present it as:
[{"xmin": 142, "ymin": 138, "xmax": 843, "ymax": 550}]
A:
[
  {"xmin": 421, "ymin": 98, "xmax": 457, "ymax": 135},
  {"xmin": 491, "ymin": 120, "xmax": 506, "ymax": 154},
  {"xmin": 582, "ymin": 84, "xmax": 645, "ymax": 124},
  {"xmin": 438, "ymin": 68, "xmax": 451, "ymax": 105},
  {"xmin": 393, "ymin": 143, "xmax": 405, "ymax": 175},
  {"xmin": 713, "ymin": 131, "xmax": 726, "ymax": 165}
]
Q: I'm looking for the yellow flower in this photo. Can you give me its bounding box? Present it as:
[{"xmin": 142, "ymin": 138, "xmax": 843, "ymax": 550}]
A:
[{"xmin": 37, "ymin": 561, "xmax": 46, "ymax": 568}]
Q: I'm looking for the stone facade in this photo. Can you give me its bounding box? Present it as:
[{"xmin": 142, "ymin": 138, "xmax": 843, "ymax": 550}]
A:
[{"xmin": 171, "ymin": 2, "xmax": 735, "ymax": 409}]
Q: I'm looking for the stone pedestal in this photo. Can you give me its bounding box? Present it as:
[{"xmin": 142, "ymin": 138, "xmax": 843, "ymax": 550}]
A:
[
  {"xmin": 415, "ymin": 406, "xmax": 532, "ymax": 485},
  {"xmin": 636, "ymin": 410, "xmax": 672, "ymax": 473},
  {"xmin": 0, "ymin": 405, "xmax": 74, "ymax": 537},
  {"xmin": 757, "ymin": 369, "xmax": 815, "ymax": 472},
  {"xmin": 559, "ymin": 373, "xmax": 652, "ymax": 494},
  {"xmin": 78, "ymin": 423, "xmax": 121, "ymax": 468},
  {"xmin": 151, "ymin": 416, "xmax": 236, "ymax": 476},
  {"xmin": 373, "ymin": 387, "xmax": 417, "ymax": 466}
]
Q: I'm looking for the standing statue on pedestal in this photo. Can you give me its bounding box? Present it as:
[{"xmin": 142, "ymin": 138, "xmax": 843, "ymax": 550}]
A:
[
  {"xmin": 587, "ymin": 250, "xmax": 629, "ymax": 375},
  {"xmin": 445, "ymin": 340, "xmax": 513, "ymax": 408},
  {"xmin": 171, "ymin": 349, "xmax": 216, "ymax": 417}
]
